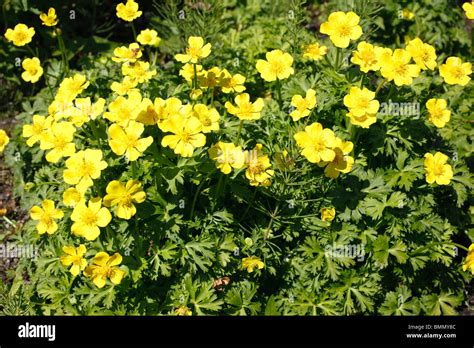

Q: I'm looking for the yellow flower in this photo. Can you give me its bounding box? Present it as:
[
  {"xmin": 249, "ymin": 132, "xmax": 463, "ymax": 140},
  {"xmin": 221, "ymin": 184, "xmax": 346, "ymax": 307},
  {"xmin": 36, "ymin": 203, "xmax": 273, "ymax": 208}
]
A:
[
  {"xmin": 122, "ymin": 61, "xmax": 157, "ymax": 83},
  {"xmin": 175, "ymin": 36, "xmax": 212, "ymax": 64},
  {"xmin": 423, "ymin": 152, "xmax": 453, "ymax": 185},
  {"xmin": 401, "ymin": 8, "xmax": 415, "ymax": 20},
  {"xmin": 21, "ymin": 57, "xmax": 43, "ymax": 83},
  {"xmin": 137, "ymin": 29, "xmax": 161, "ymax": 46},
  {"xmin": 108, "ymin": 121, "xmax": 153, "ymax": 161},
  {"xmin": 351, "ymin": 41, "xmax": 379, "ymax": 73},
  {"xmin": 103, "ymin": 180, "xmax": 146, "ymax": 220},
  {"xmin": 136, "ymin": 98, "xmax": 160, "ymax": 125},
  {"xmin": 30, "ymin": 200, "xmax": 64, "ymax": 235},
  {"xmin": 426, "ymin": 99, "xmax": 451, "ymax": 128},
  {"xmin": 290, "ymin": 89, "xmax": 317, "ymax": 121},
  {"xmin": 405, "ymin": 38, "xmax": 437, "ymax": 71},
  {"xmin": 190, "ymin": 88, "xmax": 203, "ymax": 100},
  {"xmin": 40, "ymin": 8, "xmax": 58, "ymax": 27},
  {"xmin": 161, "ymin": 115, "xmax": 206, "ymax": 157},
  {"xmin": 244, "ymin": 144, "xmax": 274, "ymax": 186},
  {"xmin": 225, "ymin": 93, "xmax": 264, "ymax": 121},
  {"xmin": 0, "ymin": 129, "xmax": 9, "ymax": 153},
  {"xmin": 220, "ymin": 70, "xmax": 246, "ymax": 93},
  {"xmin": 4, "ymin": 23, "xmax": 35, "ymax": 46},
  {"xmin": 179, "ymin": 63, "xmax": 204, "ymax": 83},
  {"xmin": 321, "ymin": 207, "xmax": 336, "ymax": 222},
  {"xmin": 84, "ymin": 252, "xmax": 125, "ymax": 288},
  {"xmin": 294, "ymin": 122, "xmax": 336, "ymax": 163},
  {"xmin": 63, "ymin": 149, "xmax": 108, "ymax": 193},
  {"xmin": 380, "ymin": 49, "xmax": 420, "ymax": 86},
  {"xmin": 112, "ymin": 42, "xmax": 142, "ymax": 63},
  {"xmin": 67, "ymin": 98, "xmax": 106, "ymax": 127},
  {"xmin": 242, "ymin": 256, "xmax": 264, "ymax": 273},
  {"xmin": 156, "ymin": 98, "xmax": 193, "ymax": 132},
  {"xmin": 116, "ymin": 0, "xmax": 142, "ymax": 22},
  {"xmin": 346, "ymin": 111, "xmax": 377, "ymax": 128},
  {"xmin": 208, "ymin": 142, "xmax": 245, "ymax": 174},
  {"xmin": 439, "ymin": 57, "xmax": 472, "ymax": 86},
  {"xmin": 111, "ymin": 76, "xmax": 139, "ymax": 95},
  {"xmin": 374, "ymin": 46, "xmax": 393, "ymax": 69},
  {"xmin": 319, "ymin": 11, "xmax": 362, "ymax": 48},
  {"xmin": 255, "ymin": 49, "xmax": 294, "ymax": 82},
  {"xmin": 463, "ymin": 1, "xmax": 474, "ymax": 19},
  {"xmin": 303, "ymin": 42, "xmax": 328, "ymax": 61},
  {"xmin": 104, "ymin": 91, "xmax": 143, "ymax": 126},
  {"xmin": 192, "ymin": 104, "xmax": 220, "ymax": 133},
  {"xmin": 462, "ymin": 244, "xmax": 474, "ymax": 274},
  {"xmin": 63, "ymin": 188, "xmax": 83, "ymax": 208},
  {"xmin": 318, "ymin": 138, "xmax": 354, "ymax": 178},
  {"xmin": 175, "ymin": 306, "xmax": 192, "ymax": 316},
  {"xmin": 56, "ymin": 74, "xmax": 90, "ymax": 103},
  {"xmin": 22, "ymin": 115, "xmax": 52, "ymax": 147},
  {"xmin": 198, "ymin": 66, "xmax": 225, "ymax": 89},
  {"xmin": 71, "ymin": 198, "xmax": 112, "ymax": 241},
  {"xmin": 39, "ymin": 121, "xmax": 76, "ymax": 163},
  {"xmin": 60, "ymin": 245, "xmax": 87, "ymax": 276},
  {"xmin": 343, "ymin": 86, "xmax": 379, "ymax": 118}
]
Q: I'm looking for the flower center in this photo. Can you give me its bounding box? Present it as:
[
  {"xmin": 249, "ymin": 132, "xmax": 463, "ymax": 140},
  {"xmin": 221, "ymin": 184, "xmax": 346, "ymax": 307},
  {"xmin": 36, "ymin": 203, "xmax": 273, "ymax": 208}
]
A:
[
  {"xmin": 32, "ymin": 123, "xmax": 43, "ymax": 135},
  {"xmin": 80, "ymin": 161, "xmax": 95, "ymax": 177},
  {"xmin": 187, "ymin": 46, "xmax": 201, "ymax": 58},
  {"xmin": 238, "ymin": 103, "xmax": 253, "ymax": 117},
  {"xmin": 120, "ymin": 195, "xmax": 133, "ymax": 207},
  {"xmin": 453, "ymin": 67, "xmax": 465, "ymax": 79},
  {"xmin": 395, "ymin": 64, "xmax": 408, "ymax": 76},
  {"xmin": 126, "ymin": 135, "xmax": 138, "ymax": 148},
  {"xmin": 42, "ymin": 214, "xmax": 53, "ymax": 226},
  {"xmin": 270, "ymin": 61, "xmax": 285, "ymax": 75},
  {"xmin": 296, "ymin": 99, "xmax": 309, "ymax": 110},
  {"xmin": 248, "ymin": 162, "xmax": 265, "ymax": 175},
  {"xmin": 15, "ymin": 32, "xmax": 28, "ymax": 42},
  {"xmin": 433, "ymin": 163, "xmax": 445, "ymax": 176},
  {"xmin": 357, "ymin": 98, "xmax": 370, "ymax": 109},
  {"xmin": 82, "ymin": 210, "xmax": 98, "ymax": 226},
  {"xmin": 337, "ymin": 25, "xmax": 351, "ymax": 37},
  {"xmin": 180, "ymin": 131, "xmax": 191, "ymax": 143}
]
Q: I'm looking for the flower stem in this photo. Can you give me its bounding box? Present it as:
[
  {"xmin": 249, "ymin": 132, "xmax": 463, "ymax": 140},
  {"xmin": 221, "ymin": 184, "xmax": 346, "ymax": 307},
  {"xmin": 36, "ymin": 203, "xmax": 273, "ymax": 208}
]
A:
[
  {"xmin": 360, "ymin": 73, "xmax": 365, "ymax": 88},
  {"xmin": 55, "ymin": 28, "xmax": 69, "ymax": 75},
  {"xmin": 374, "ymin": 79, "xmax": 386, "ymax": 96},
  {"xmin": 190, "ymin": 177, "xmax": 208, "ymax": 220},
  {"xmin": 44, "ymin": 76, "xmax": 55, "ymax": 99},
  {"xmin": 276, "ymin": 79, "xmax": 283, "ymax": 110},
  {"xmin": 236, "ymin": 120, "xmax": 244, "ymax": 144},
  {"xmin": 335, "ymin": 47, "xmax": 340, "ymax": 70},
  {"xmin": 131, "ymin": 22, "xmax": 138, "ymax": 41}
]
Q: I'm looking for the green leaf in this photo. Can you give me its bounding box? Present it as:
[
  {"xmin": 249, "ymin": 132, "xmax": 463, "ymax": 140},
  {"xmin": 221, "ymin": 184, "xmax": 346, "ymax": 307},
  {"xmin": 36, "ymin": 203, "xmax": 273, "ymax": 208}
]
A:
[
  {"xmin": 379, "ymin": 286, "xmax": 420, "ymax": 316},
  {"xmin": 422, "ymin": 292, "xmax": 463, "ymax": 316},
  {"xmin": 373, "ymin": 236, "xmax": 407, "ymax": 267}
]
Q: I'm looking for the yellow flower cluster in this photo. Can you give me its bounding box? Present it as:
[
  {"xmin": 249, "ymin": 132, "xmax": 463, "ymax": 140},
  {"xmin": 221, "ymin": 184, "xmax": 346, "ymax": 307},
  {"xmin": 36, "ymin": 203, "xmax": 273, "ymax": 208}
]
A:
[
  {"xmin": 343, "ymin": 87, "xmax": 379, "ymax": 128},
  {"xmin": 294, "ymin": 122, "xmax": 354, "ymax": 179},
  {"xmin": 60, "ymin": 245, "xmax": 125, "ymax": 288},
  {"xmin": 5, "ymin": 0, "xmax": 471, "ymax": 288},
  {"xmin": 348, "ymin": 38, "xmax": 470, "ymax": 87}
]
